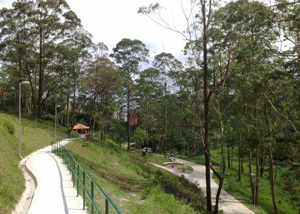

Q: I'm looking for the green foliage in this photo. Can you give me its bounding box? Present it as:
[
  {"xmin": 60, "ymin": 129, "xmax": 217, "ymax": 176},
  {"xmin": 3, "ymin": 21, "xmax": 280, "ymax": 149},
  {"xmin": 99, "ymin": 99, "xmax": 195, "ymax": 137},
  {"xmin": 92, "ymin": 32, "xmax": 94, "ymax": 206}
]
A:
[
  {"xmin": 69, "ymin": 131, "xmax": 81, "ymax": 138},
  {"xmin": 154, "ymin": 171, "xmax": 205, "ymax": 212},
  {"xmin": 1, "ymin": 0, "xmax": 300, "ymax": 213},
  {"xmin": 65, "ymin": 138, "xmax": 205, "ymax": 214},
  {"xmin": 3, "ymin": 120, "xmax": 15, "ymax": 135},
  {"xmin": 189, "ymin": 148, "xmax": 299, "ymax": 214},
  {"xmin": 42, "ymin": 114, "xmax": 55, "ymax": 121},
  {"xmin": 110, "ymin": 38, "xmax": 149, "ymax": 75},
  {"xmin": 131, "ymin": 128, "xmax": 148, "ymax": 146},
  {"xmin": 0, "ymin": 111, "xmax": 67, "ymax": 213}
]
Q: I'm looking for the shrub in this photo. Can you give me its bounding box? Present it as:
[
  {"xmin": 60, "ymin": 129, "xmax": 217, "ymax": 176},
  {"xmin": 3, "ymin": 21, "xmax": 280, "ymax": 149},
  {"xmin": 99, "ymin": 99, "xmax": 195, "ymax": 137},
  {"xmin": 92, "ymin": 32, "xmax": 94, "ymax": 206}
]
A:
[
  {"xmin": 41, "ymin": 114, "xmax": 55, "ymax": 121},
  {"xmin": 131, "ymin": 128, "xmax": 148, "ymax": 147},
  {"xmin": 154, "ymin": 170, "xmax": 206, "ymax": 212},
  {"xmin": 3, "ymin": 120, "xmax": 15, "ymax": 135},
  {"xmin": 68, "ymin": 131, "xmax": 81, "ymax": 138}
]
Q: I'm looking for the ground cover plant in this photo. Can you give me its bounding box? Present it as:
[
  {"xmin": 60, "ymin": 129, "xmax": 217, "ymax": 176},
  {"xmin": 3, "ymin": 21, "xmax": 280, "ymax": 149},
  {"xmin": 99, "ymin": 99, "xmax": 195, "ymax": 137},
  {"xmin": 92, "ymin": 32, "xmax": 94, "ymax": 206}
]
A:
[{"xmin": 0, "ymin": 111, "xmax": 67, "ymax": 213}]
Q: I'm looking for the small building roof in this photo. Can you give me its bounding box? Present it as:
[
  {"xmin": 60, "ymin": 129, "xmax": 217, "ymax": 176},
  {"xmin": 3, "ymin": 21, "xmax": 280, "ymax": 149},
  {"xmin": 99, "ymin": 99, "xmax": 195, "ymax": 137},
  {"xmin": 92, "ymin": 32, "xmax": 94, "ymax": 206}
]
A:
[{"xmin": 72, "ymin": 123, "xmax": 90, "ymax": 130}]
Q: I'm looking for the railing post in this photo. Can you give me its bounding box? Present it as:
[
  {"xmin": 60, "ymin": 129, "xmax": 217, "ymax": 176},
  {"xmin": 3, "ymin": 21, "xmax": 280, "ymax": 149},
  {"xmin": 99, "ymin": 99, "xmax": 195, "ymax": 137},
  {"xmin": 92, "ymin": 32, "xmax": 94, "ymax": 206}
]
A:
[
  {"xmin": 59, "ymin": 148, "xmax": 122, "ymax": 214},
  {"xmin": 73, "ymin": 161, "xmax": 75, "ymax": 187},
  {"xmin": 105, "ymin": 199, "xmax": 109, "ymax": 214},
  {"xmin": 77, "ymin": 165, "xmax": 79, "ymax": 196},
  {"xmin": 83, "ymin": 171, "xmax": 85, "ymax": 210},
  {"xmin": 91, "ymin": 181, "xmax": 94, "ymax": 214}
]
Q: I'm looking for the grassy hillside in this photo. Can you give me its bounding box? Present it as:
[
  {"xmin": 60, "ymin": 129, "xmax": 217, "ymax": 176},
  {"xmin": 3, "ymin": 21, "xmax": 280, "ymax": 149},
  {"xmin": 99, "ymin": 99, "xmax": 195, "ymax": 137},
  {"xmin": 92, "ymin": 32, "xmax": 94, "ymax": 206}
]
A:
[
  {"xmin": 0, "ymin": 111, "xmax": 67, "ymax": 214},
  {"xmin": 64, "ymin": 138, "xmax": 206, "ymax": 214},
  {"xmin": 189, "ymin": 152, "xmax": 299, "ymax": 214}
]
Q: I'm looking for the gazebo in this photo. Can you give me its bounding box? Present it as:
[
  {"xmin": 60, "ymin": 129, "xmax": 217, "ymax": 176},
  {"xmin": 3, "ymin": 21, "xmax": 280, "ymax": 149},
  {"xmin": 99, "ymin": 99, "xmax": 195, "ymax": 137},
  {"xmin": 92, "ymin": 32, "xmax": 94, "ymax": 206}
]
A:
[{"xmin": 72, "ymin": 123, "xmax": 90, "ymax": 136}]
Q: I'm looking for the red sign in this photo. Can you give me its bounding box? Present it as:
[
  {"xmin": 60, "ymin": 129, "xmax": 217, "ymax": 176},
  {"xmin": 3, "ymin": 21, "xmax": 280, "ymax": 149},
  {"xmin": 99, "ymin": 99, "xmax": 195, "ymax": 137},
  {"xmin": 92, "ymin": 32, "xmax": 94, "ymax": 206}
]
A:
[{"xmin": 129, "ymin": 110, "xmax": 137, "ymax": 125}]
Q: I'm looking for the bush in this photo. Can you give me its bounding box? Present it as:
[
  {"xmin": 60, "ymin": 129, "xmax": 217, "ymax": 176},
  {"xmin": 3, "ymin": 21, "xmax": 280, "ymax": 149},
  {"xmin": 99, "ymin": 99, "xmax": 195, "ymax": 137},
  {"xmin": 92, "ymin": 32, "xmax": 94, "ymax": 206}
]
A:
[
  {"xmin": 131, "ymin": 128, "xmax": 148, "ymax": 147},
  {"xmin": 3, "ymin": 120, "xmax": 15, "ymax": 135},
  {"xmin": 42, "ymin": 114, "xmax": 55, "ymax": 121},
  {"xmin": 68, "ymin": 131, "xmax": 81, "ymax": 138},
  {"xmin": 154, "ymin": 170, "xmax": 206, "ymax": 212}
]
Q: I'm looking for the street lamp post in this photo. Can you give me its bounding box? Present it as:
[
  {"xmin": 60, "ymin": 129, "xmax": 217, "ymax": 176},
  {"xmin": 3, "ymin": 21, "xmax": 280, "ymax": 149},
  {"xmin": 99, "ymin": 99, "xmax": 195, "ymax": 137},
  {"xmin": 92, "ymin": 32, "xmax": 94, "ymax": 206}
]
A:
[
  {"xmin": 19, "ymin": 80, "xmax": 30, "ymax": 157},
  {"xmin": 55, "ymin": 97, "xmax": 57, "ymax": 143},
  {"xmin": 55, "ymin": 97, "xmax": 61, "ymax": 147}
]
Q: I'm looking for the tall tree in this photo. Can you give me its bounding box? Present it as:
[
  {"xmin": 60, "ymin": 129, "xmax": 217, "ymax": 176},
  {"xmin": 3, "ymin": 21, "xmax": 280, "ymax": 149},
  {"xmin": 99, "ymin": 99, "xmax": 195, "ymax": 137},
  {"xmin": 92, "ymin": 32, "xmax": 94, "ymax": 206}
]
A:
[
  {"xmin": 110, "ymin": 38, "xmax": 149, "ymax": 151},
  {"xmin": 31, "ymin": 0, "xmax": 81, "ymax": 118},
  {"xmin": 0, "ymin": 0, "xmax": 35, "ymax": 111},
  {"xmin": 136, "ymin": 67, "xmax": 164, "ymax": 151},
  {"xmin": 153, "ymin": 52, "xmax": 182, "ymax": 154}
]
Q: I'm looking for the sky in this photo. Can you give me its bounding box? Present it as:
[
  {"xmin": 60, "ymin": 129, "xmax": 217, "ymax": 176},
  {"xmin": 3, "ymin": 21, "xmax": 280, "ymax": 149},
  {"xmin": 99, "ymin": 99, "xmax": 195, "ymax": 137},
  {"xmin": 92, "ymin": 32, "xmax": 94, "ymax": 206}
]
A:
[
  {"xmin": 0, "ymin": 0, "xmax": 275, "ymax": 63},
  {"xmin": 0, "ymin": 0, "xmax": 188, "ymax": 63}
]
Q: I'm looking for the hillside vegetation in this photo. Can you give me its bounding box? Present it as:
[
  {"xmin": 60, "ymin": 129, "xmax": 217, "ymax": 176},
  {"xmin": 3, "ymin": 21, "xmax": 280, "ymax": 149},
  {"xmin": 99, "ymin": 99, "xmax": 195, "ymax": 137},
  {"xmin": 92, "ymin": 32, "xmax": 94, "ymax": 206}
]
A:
[
  {"xmin": 1, "ymin": 0, "xmax": 300, "ymax": 213},
  {"xmin": 0, "ymin": 111, "xmax": 67, "ymax": 214},
  {"xmin": 64, "ymin": 138, "xmax": 206, "ymax": 214},
  {"xmin": 189, "ymin": 151, "xmax": 299, "ymax": 214}
]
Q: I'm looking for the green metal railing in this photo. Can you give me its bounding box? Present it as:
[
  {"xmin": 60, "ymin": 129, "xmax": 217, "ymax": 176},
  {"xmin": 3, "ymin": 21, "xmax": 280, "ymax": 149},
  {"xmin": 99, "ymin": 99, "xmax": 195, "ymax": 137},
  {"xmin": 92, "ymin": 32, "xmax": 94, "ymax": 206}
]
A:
[{"xmin": 55, "ymin": 145, "xmax": 123, "ymax": 214}]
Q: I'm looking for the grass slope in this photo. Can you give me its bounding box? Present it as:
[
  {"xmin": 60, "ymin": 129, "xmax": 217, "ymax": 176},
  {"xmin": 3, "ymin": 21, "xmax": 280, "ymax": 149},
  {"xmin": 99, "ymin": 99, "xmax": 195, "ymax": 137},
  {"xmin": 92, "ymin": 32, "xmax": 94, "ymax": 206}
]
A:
[
  {"xmin": 64, "ymin": 138, "xmax": 206, "ymax": 214},
  {"xmin": 0, "ymin": 111, "xmax": 67, "ymax": 214},
  {"xmin": 189, "ymin": 152, "xmax": 299, "ymax": 214}
]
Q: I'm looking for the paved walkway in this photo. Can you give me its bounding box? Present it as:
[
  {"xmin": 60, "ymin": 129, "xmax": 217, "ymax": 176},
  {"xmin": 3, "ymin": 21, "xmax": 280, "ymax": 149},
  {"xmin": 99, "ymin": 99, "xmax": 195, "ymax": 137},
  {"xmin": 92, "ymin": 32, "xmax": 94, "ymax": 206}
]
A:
[
  {"xmin": 153, "ymin": 158, "xmax": 254, "ymax": 214},
  {"xmin": 14, "ymin": 139, "xmax": 87, "ymax": 214}
]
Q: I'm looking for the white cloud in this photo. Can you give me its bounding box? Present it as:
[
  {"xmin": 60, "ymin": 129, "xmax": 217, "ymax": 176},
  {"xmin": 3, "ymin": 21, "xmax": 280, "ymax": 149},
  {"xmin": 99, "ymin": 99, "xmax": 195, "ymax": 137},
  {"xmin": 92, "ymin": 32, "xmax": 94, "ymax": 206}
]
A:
[
  {"xmin": 67, "ymin": 0, "xmax": 187, "ymax": 61},
  {"xmin": 0, "ymin": 0, "xmax": 188, "ymax": 62}
]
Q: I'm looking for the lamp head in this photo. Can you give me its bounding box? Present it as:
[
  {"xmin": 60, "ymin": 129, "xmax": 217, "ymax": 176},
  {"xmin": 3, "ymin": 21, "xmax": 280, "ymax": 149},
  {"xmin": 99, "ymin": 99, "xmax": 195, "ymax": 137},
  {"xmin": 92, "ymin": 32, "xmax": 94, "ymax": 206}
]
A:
[{"xmin": 21, "ymin": 81, "xmax": 30, "ymax": 85}]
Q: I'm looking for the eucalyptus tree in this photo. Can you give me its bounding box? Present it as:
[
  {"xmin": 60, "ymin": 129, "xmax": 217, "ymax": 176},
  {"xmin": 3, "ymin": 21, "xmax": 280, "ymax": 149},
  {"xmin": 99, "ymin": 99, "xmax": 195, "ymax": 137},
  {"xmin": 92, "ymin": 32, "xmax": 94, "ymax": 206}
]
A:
[
  {"xmin": 153, "ymin": 52, "xmax": 182, "ymax": 154},
  {"xmin": 85, "ymin": 55, "xmax": 120, "ymax": 140},
  {"xmin": 110, "ymin": 38, "xmax": 149, "ymax": 151},
  {"xmin": 52, "ymin": 28, "xmax": 92, "ymax": 128},
  {"xmin": 214, "ymin": 0, "xmax": 281, "ymax": 212},
  {"xmin": 0, "ymin": 0, "xmax": 35, "ymax": 111},
  {"xmin": 139, "ymin": 1, "xmax": 234, "ymax": 210},
  {"xmin": 271, "ymin": 1, "xmax": 300, "ymax": 134},
  {"xmin": 135, "ymin": 67, "xmax": 164, "ymax": 151},
  {"xmin": 30, "ymin": 0, "xmax": 81, "ymax": 118}
]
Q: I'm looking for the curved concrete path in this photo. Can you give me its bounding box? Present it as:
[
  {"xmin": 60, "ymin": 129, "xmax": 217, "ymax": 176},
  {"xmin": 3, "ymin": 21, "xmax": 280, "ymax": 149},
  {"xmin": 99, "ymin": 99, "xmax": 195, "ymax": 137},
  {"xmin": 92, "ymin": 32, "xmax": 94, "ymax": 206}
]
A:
[
  {"xmin": 13, "ymin": 139, "xmax": 87, "ymax": 214},
  {"xmin": 153, "ymin": 158, "xmax": 254, "ymax": 214}
]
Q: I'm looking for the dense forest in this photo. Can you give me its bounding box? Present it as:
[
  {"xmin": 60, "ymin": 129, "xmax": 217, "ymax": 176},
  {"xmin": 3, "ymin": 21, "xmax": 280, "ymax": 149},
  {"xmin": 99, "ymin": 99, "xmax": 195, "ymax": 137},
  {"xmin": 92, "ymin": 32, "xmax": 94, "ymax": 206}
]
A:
[{"xmin": 0, "ymin": 0, "xmax": 299, "ymax": 213}]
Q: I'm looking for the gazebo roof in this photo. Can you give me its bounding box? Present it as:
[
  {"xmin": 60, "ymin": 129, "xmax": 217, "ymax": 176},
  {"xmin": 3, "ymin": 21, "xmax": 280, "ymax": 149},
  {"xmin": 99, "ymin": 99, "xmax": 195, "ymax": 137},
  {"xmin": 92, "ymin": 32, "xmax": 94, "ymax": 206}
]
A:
[{"xmin": 72, "ymin": 123, "xmax": 90, "ymax": 130}]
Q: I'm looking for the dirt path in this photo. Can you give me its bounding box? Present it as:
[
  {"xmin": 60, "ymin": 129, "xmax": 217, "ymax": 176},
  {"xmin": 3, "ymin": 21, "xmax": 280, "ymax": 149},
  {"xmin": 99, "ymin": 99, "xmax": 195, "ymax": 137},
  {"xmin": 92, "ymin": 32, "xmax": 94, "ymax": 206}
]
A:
[{"xmin": 152, "ymin": 158, "xmax": 254, "ymax": 214}]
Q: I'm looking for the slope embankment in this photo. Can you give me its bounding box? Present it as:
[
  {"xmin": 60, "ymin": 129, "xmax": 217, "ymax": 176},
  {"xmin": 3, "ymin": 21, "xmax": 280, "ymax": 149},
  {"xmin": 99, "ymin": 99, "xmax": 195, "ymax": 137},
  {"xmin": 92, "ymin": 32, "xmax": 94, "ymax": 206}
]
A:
[{"xmin": 0, "ymin": 112, "xmax": 67, "ymax": 214}]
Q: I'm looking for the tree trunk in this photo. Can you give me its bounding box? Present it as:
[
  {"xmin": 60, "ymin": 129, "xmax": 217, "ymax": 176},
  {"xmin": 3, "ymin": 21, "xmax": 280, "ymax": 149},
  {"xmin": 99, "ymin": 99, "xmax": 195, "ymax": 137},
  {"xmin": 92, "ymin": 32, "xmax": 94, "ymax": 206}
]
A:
[
  {"xmin": 201, "ymin": 0, "xmax": 212, "ymax": 210},
  {"xmin": 264, "ymin": 102, "xmax": 278, "ymax": 214},
  {"xmin": 269, "ymin": 145, "xmax": 278, "ymax": 214},
  {"xmin": 248, "ymin": 150, "xmax": 255, "ymax": 204},
  {"xmin": 227, "ymin": 146, "xmax": 231, "ymax": 169},
  {"xmin": 214, "ymin": 176, "xmax": 224, "ymax": 214},
  {"xmin": 238, "ymin": 134, "xmax": 242, "ymax": 181},
  {"xmin": 164, "ymin": 76, "xmax": 168, "ymax": 156},
  {"xmin": 260, "ymin": 153, "xmax": 265, "ymax": 177},
  {"xmin": 71, "ymin": 80, "xmax": 76, "ymax": 128},
  {"xmin": 214, "ymin": 113, "xmax": 226, "ymax": 214},
  {"xmin": 255, "ymin": 147, "xmax": 260, "ymax": 206},
  {"xmin": 127, "ymin": 86, "xmax": 131, "ymax": 151},
  {"xmin": 37, "ymin": 28, "xmax": 44, "ymax": 118},
  {"xmin": 231, "ymin": 146, "xmax": 233, "ymax": 169},
  {"xmin": 26, "ymin": 66, "xmax": 37, "ymax": 118},
  {"xmin": 66, "ymin": 92, "xmax": 70, "ymax": 128},
  {"xmin": 254, "ymin": 101, "xmax": 260, "ymax": 206}
]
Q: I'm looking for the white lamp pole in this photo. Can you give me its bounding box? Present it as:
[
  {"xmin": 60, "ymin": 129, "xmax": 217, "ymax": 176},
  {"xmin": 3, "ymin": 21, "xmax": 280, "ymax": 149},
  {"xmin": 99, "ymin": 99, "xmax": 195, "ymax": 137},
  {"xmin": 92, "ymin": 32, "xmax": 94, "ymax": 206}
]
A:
[
  {"xmin": 55, "ymin": 97, "xmax": 57, "ymax": 142},
  {"xmin": 19, "ymin": 81, "xmax": 30, "ymax": 157},
  {"xmin": 55, "ymin": 97, "xmax": 61, "ymax": 147},
  {"xmin": 18, "ymin": 82, "xmax": 22, "ymax": 157}
]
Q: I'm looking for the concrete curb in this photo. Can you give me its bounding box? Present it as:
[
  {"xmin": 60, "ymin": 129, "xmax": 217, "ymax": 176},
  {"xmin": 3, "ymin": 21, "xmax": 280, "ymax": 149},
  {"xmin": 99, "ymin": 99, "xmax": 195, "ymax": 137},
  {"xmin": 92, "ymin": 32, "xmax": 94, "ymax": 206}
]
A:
[
  {"xmin": 23, "ymin": 158, "xmax": 38, "ymax": 214},
  {"xmin": 12, "ymin": 153, "xmax": 38, "ymax": 214}
]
